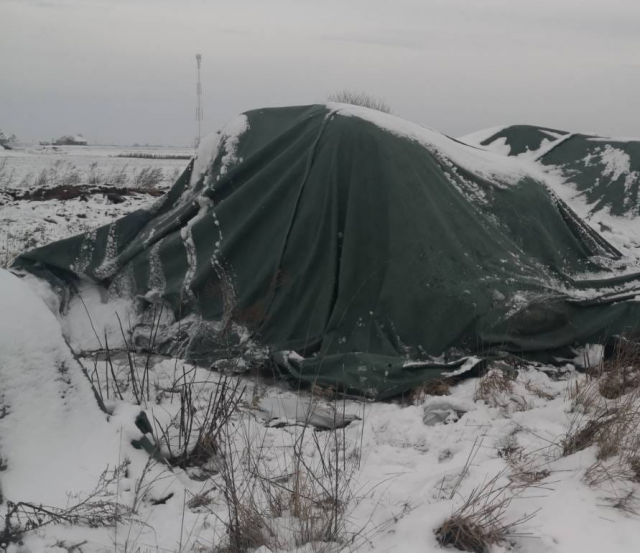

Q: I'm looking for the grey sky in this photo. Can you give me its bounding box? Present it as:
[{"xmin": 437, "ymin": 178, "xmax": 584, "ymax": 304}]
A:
[{"xmin": 1, "ymin": 0, "xmax": 639, "ymax": 145}]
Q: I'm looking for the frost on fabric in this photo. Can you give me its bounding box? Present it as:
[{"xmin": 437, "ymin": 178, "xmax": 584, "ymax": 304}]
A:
[
  {"xmin": 437, "ymin": 150, "xmax": 489, "ymax": 204},
  {"xmin": 401, "ymin": 356, "xmax": 482, "ymax": 377},
  {"xmin": 180, "ymin": 195, "xmax": 214, "ymax": 302},
  {"xmin": 70, "ymin": 228, "xmax": 98, "ymax": 278},
  {"xmin": 209, "ymin": 207, "xmax": 237, "ymax": 331},
  {"xmin": 107, "ymin": 261, "xmax": 137, "ymax": 301},
  {"xmin": 93, "ymin": 223, "xmax": 118, "ymax": 280},
  {"xmin": 147, "ymin": 239, "xmax": 167, "ymax": 295},
  {"xmin": 178, "ymin": 115, "xmax": 248, "ymax": 308},
  {"xmin": 173, "ymin": 114, "xmax": 250, "ymax": 306}
]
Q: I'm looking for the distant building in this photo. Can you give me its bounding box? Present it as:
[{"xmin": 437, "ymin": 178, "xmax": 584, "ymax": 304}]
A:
[
  {"xmin": 54, "ymin": 134, "xmax": 88, "ymax": 146},
  {"xmin": 0, "ymin": 130, "xmax": 17, "ymax": 149}
]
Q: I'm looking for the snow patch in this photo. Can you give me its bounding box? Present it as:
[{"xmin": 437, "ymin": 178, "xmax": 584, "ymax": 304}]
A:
[
  {"xmin": 190, "ymin": 114, "xmax": 249, "ymax": 187},
  {"xmin": 457, "ymin": 125, "xmax": 510, "ymax": 146},
  {"xmin": 599, "ymin": 145, "xmax": 634, "ymax": 181},
  {"xmin": 180, "ymin": 195, "xmax": 214, "ymax": 301},
  {"xmin": 0, "ymin": 270, "xmax": 123, "ymax": 505},
  {"xmin": 61, "ymin": 280, "xmax": 138, "ymax": 351}
]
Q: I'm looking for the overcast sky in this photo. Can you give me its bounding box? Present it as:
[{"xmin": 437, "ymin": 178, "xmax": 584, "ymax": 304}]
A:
[{"xmin": 1, "ymin": 0, "xmax": 639, "ymax": 145}]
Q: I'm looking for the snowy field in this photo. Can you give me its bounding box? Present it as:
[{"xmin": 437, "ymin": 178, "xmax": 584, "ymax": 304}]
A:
[
  {"xmin": 0, "ymin": 145, "xmax": 191, "ymax": 268},
  {"xmin": 2, "ymin": 142, "xmax": 640, "ymax": 553},
  {"xmin": 0, "ymin": 145, "xmax": 191, "ymax": 190}
]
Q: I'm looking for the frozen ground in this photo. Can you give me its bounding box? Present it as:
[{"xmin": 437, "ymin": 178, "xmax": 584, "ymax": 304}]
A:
[{"xmin": 2, "ymin": 139, "xmax": 640, "ymax": 553}]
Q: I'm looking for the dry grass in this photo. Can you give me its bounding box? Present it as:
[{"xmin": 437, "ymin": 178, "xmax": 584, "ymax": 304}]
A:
[
  {"xmin": 564, "ymin": 389, "xmax": 640, "ymax": 461},
  {"xmin": 602, "ymin": 489, "xmax": 640, "ymax": 517},
  {"xmin": 0, "ymin": 159, "xmax": 178, "ymax": 190},
  {"xmin": 497, "ymin": 431, "xmax": 551, "ymax": 486},
  {"xmin": 153, "ymin": 373, "xmax": 245, "ymax": 468},
  {"xmin": 435, "ymin": 471, "xmax": 537, "ymax": 553},
  {"xmin": 564, "ymin": 338, "xmax": 640, "ymax": 456},
  {"xmin": 474, "ymin": 366, "xmax": 516, "ymax": 405},
  {"xmin": 562, "ymin": 408, "xmax": 616, "ymax": 458},
  {"xmin": 211, "ymin": 394, "xmax": 366, "ymax": 553},
  {"xmin": 597, "ymin": 339, "xmax": 640, "ymax": 399},
  {"xmin": 408, "ymin": 378, "xmax": 451, "ymax": 404},
  {"xmin": 327, "ymin": 90, "xmax": 391, "ymax": 113},
  {"xmin": 1, "ymin": 461, "xmax": 137, "ymax": 545},
  {"xmin": 630, "ymin": 456, "xmax": 640, "ymax": 483},
  {"xmin": 562, "ymin": 338, "xmax": 640, "ymax": 490},
  {"xmin": 187, "ymin": 490, "xmax": 214, "ymax": 510},
  {"xmin": 522, "ymin": 378, "xmax": 555, "ymax": 400},
  {"xmin": 566, "ymin": 375, "xmax": 601, "ymax": 414}
]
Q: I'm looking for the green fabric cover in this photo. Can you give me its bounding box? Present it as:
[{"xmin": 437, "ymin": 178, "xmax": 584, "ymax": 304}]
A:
[
  {"xmin": 541, "ymin": 136, "xmax": 640, "ymax": 217},
  {"xmin": 480, "ymin": 125, "xmax": 569, "ymax": 156},
  {"xmin": 13, "ymin": 106, "xmax": 640, "ymax": 398},
  {"xmin": 479, "ymin": 125, "xmax": 640, "ymax": 217}
]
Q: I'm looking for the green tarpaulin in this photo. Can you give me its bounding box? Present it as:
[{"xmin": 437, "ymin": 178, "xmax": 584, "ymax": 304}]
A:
[
  {"xmin": 479, "ymin": 124, "xmax": 570, "ymax": 157},
  {"xmin": 13, "ymin": 105, "xmax": 640, "ymax": 398},
  {"xmin": 477, "ymin": 124, "xmax": 640, "ymax": 217}
]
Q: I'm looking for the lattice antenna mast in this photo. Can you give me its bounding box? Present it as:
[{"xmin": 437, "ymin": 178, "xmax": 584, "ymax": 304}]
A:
[{"xmin": 195, "ymin": 54, "xmax": 203, "ymax": 149}]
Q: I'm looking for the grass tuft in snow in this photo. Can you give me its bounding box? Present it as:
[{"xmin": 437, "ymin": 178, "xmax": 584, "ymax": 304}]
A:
[
  {"xmin": 560, "ymin": 337, "xmax": 640, "ymax": 498},
  {"xmin": 407, "ymin": 378, "xmax": 452, "ymax": 405},
  {"xmin": 434, "ymin": 470, "xmax": 537, "ymax": 553},
  {"xmin": 211, "ymin": 396, "xmax": 365, "ymax": 552},
  {"xmin": 473, "ymin": 364, "xmax": 529, "ymax": 412},
  {"xmin": 602, "ymin": 489, "xmax": 640, "ymax": 517},
  {"xmin": 154, "ymin": 373, "xmax": 245, "ymax": 469},
  {"xmin": 597, "ymin": 337, "xmax": 640, "ymax": 399},
  {"xmin": 327, "ymin": 90, "xmax": 391, "ymax": 114},
  {"xmin": 1, "ymin": 461, "xmax": 138, "ymax": 546}
]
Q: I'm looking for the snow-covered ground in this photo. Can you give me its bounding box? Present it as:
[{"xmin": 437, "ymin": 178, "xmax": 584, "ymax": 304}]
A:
[
  {"xmin": 2, "ymin": 135, "xmax": 640, "ymax": 553},
  {"xmin": 2, "ymin": 274, "xmax": 640, "ymax": 553}
]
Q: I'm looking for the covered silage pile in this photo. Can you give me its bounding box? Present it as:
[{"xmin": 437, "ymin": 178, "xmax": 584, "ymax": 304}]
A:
[{"xmin": 13, "ymin": 105, "xmax": 640, "ymax": 398}]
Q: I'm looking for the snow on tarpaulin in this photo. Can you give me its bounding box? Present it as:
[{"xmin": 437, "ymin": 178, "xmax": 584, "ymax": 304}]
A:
[
  {"xmin": 460, "ymin": 124, "xmax": 640, "ymax": 254},
  {"xmin": 12, "ymin": 105, "xmax": 640, "ymax": 399},
  {"xmin": 460, "ymin": 124, "xmax": 572, "ymax": 158}
]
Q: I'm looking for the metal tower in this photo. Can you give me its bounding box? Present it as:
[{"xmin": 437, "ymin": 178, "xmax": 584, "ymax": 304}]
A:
[{"xmin": 195, "ymin": 53, "xmax": 203, "ymax": 149}]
